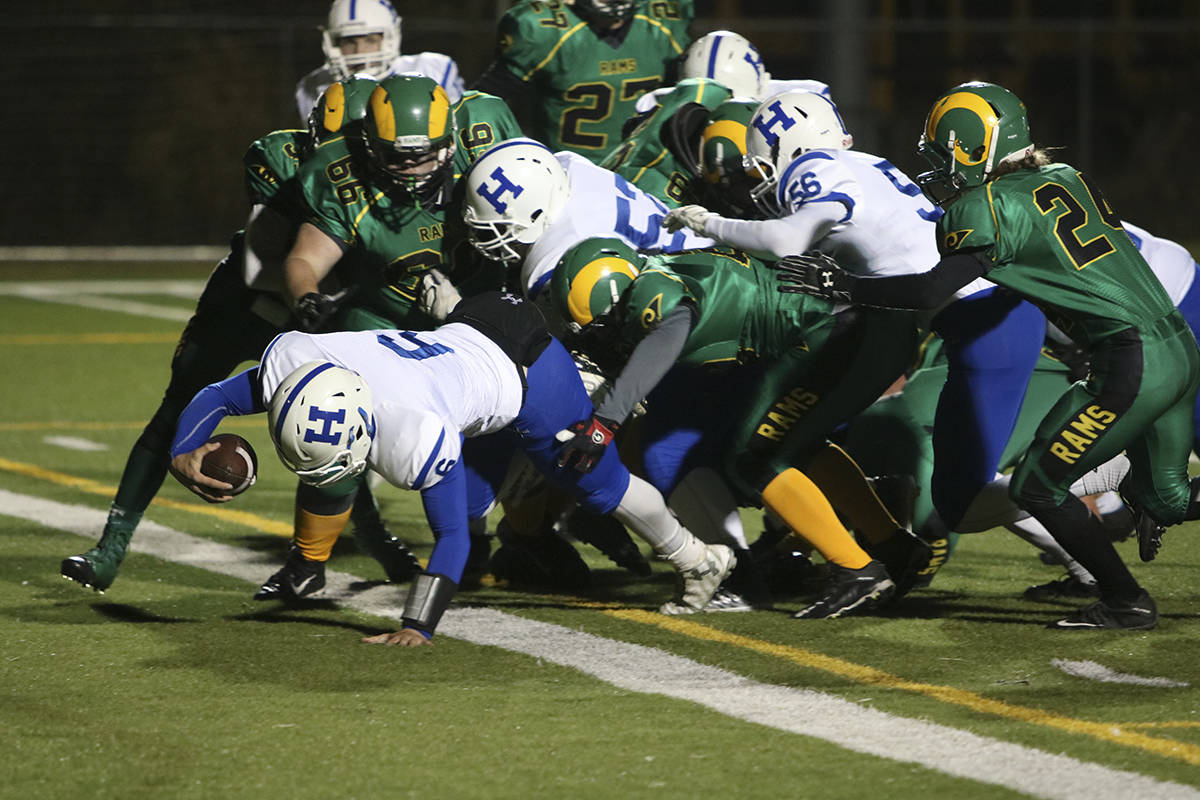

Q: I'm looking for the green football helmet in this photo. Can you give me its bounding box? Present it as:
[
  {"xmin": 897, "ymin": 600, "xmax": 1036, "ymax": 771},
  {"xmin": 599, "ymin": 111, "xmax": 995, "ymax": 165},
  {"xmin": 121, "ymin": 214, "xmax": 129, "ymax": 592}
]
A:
[
  {"xmin": 916, "ymin": 81, "xmax": 1033, "ymax": 205},
  {"xmin": 550, "ymin": 238, "xmax": 644, "ymax": 332},
  {"xmin": 360, "ymin": 74, "xmax": 457, "ymax": 206},
  {"xmin": 308, "ymin": 76, "xmax": 377, "ymax": 149},
  {"xmin": 698, "ymin": 99, "xmax": 764, "ymax": 218},
  {"xmin": 573, "ymin": 0, "xmax": 637, "ymax": 26}
]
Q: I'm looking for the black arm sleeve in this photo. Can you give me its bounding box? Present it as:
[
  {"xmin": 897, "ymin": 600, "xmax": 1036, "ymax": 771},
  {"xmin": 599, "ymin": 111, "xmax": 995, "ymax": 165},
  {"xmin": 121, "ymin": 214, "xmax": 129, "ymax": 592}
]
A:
[
  {"xmin": 471, "ymin": 61, "xmax": 530, "ymax": 102},
  {"xmin": 844, "ymin": 250, "xmax": 993, "ymax": 310},
  {"xmin": 594, "ymin": 304, "xmax": 695, "ymax": 424}
]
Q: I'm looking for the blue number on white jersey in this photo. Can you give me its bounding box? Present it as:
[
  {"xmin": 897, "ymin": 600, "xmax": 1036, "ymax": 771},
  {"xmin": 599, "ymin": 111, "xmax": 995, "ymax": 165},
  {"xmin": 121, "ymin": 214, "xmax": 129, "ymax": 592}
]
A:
[
  {"xmin": 376, "ymin": 332, "xmax": 454, "ymax": 360},
  {"xmin": 872, "ymin": 159, "xmax": 942, "ymax": 222}
]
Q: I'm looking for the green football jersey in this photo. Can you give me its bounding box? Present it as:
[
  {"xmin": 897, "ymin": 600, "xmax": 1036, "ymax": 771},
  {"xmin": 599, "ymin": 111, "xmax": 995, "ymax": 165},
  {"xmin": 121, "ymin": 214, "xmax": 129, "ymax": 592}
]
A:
[
  {"xmin": 939, "ymin": 164, "xmax": 1175, "ymax": 345},
  {"xmin": 494, "ymin": 0, "xmax": 692, "ymax": 161},
  {"xmin": 618, "ymin": 246, "xmax": 834, "ymax": 366},
  {"xmin": 451, "ymin": 90, "xmax": 524, "ymax": 177},
  {"xmin": 243, "ymin": 128, "xmax": 309, "ymax": 216},
  {"xmin": 600, "ymin": 78, "xmax": 731, "ymax": 207},
  {"xmin": 296, "ymin": 93, "xmax": 521, "ymax": 329}
]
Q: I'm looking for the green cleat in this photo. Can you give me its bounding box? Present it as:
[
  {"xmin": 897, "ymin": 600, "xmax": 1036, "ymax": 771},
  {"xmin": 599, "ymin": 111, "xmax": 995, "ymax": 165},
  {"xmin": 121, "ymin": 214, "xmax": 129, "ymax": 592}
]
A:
[{"xmin": 61, "ymin": 529, "xmax": 131, "ymax": 593}]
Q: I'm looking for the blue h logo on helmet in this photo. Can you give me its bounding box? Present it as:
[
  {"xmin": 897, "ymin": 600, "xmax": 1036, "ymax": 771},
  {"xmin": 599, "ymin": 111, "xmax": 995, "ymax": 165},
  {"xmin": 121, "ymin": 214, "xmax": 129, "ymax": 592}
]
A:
[
  {"xmin": 752, "ymin": 100, "xmax": 794, "ymax": 146},
  {"xmin": 477, "ymin": 166, "xmax": 525, "ymax": 213},
  {"xmin": 304, "ymin": 406, "xmax": 346, "ymax": 445},
  {"xmin": 743, "ymin": 46, "xmax": 763, "ymax": 78}
]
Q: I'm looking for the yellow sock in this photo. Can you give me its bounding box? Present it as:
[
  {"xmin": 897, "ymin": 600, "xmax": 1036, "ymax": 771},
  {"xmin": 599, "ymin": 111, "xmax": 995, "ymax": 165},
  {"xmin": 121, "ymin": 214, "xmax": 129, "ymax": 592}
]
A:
[
  {"xmin": 762, "ymin": 468, "xmax": 872, "ymax": 569},
  {"xmin": 805, "ymin": 442, "xmax": 902, "ymax": 544},
  {"xmin": 293, "ymin": 507, "xmax": 351, "ymax": 562}
]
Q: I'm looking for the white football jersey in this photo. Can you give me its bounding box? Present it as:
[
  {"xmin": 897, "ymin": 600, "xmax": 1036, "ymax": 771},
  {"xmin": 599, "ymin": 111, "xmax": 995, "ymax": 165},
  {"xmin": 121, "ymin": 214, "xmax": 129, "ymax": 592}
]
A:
[
  {"xmin": 258, "ymin": 325, "xmax": 522, "ymax": 491},
  {"xmin": 1122, "ymin": 221, "xmax": 1196, "ymax": 305},
  {"xmin": 295, "ymin": 52, "xmax": 464, "ymax": 120},
  {"xmin": 521, "ymin": 152, "xmax": 716, "ymax": 298}
]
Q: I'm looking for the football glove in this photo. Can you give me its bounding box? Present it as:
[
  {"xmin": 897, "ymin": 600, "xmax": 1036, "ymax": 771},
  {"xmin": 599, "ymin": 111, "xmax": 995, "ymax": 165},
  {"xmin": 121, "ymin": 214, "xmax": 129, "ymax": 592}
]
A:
[
  {"xmin": 774, "ymin": 251, "xmax": 854, "ymax": 303},
  {"xmin": 294, "ymin": 292, "xmax": 338, "ymax": 332},
  {"xmin": 417, "ymin": 268, "xmax": 463, "ymax": 321},
  {"xmin": 662, "ymin": 204, "xmax": 716, "ymax": 235},
  {"xmin": 555, "ymin": 415, "xmax": 620, "ymax": 474}
]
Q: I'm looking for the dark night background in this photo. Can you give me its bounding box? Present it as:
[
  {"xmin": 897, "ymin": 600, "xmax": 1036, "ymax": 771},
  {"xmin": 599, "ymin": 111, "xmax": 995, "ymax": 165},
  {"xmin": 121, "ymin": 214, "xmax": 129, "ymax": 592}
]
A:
[{"xmin": 6, "ymin": 1, "xmax": 1198, "ymax": 247}]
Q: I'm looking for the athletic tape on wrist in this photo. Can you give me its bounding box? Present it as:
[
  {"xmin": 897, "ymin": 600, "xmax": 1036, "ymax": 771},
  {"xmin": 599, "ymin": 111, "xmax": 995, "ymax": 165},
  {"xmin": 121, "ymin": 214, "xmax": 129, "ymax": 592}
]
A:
[{"xmin": 402, "ymin": 572, "xmax": 459, "ymax": 634}]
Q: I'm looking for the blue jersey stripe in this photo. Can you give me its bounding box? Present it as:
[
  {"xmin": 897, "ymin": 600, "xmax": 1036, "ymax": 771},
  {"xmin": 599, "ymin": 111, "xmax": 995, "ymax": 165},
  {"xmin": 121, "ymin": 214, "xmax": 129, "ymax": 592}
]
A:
[{"xmin": 412, "ymin": 428, "xmax": 447, "ymax": 488}]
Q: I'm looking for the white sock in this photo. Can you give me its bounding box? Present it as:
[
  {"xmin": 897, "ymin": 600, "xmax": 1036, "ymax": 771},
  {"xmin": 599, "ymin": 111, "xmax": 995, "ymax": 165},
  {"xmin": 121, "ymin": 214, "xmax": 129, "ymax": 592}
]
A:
[
  {"xmin": 613, "ymin": 474, "xmax": 706, "ymax": 571},
  {"xmin": 1005, "ymin": 518, "xmax": 1095, "ymax": 583}
]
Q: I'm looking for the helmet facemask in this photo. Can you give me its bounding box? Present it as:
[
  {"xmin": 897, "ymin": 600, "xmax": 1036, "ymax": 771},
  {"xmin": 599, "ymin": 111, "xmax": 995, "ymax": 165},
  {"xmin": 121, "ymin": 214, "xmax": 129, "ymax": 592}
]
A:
[
  {"xmin": 462, "ymin": 139, "xmax": 571, "ymax": 266},
  {"xmin": 573, "ymin": 0, "xmax": 637, "ymax": 27},
  {"xmin": 362, "ymin": 77, "xmax": 457, "ymax": 207},
  {"xmin": 915, "ymin": 82, "xmax": 1034, "ymax": 205}
]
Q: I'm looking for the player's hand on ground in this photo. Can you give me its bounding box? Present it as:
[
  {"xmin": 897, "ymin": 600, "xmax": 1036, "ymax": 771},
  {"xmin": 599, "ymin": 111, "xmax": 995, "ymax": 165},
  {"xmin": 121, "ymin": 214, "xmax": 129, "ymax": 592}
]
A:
[
  {"xmin": 362, "ymin": 628, "xmax": 432, "ymax": 647},
  {"xmin": 662, "ymin": 204, "xmax": 715, "ymax": 235},
  {"xmin": 169, "ymin": 443, "xmax": 234, "ymax": 503},
  {"xmin": 555, "ymin": 415, "xmax": 620, "ymax": 473}
]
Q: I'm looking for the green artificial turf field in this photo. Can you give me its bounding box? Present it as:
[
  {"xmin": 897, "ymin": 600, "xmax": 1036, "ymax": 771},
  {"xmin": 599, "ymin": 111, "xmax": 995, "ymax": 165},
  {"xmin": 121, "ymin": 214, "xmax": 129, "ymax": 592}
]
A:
[{"xmin": 1, "ymin": 262, "xmax": 1198, "ymax": 799}]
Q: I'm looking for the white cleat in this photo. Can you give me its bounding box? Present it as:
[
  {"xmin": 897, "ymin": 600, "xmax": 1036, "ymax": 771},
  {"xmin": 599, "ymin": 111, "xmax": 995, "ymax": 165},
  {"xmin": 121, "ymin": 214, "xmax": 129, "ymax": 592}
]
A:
[{"xmin": 659, "ymin": 544, "xmax": 736, "ymax": 615}]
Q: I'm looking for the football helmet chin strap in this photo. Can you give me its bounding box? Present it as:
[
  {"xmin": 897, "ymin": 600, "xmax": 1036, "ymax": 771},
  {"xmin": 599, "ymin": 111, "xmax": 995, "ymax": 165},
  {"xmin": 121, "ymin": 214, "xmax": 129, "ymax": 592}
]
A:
[{"xmin": 402, "ymin": 572, "xmax": 458, "ymax": 636}]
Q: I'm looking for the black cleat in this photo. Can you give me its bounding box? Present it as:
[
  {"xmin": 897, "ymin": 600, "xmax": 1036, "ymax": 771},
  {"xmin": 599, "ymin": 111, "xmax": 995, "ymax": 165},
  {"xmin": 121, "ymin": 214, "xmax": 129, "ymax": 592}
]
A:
[
  {"xmin": 1023, "ymin": 574, "xmax": 1100, "ymax": 603},
  {"xmin": 793, "ymin": 560, "xmax": 895, "ymax": 619},
  {"xmin": 565, "ymin": 509, "xmax": 652, "ymax": 576},
  {"xmin": 1134, "ymin": 510, "xmax": 1166, "ymax": 563},
  {"xmin": 353, "ymin": 524, "xmax": 422, "ymax": 583},
  {"xmin": 1048, "ymin": 591, "xmax": 1157, "ymax": 630},
  {"xmin": 254, "ymin": 546, "xmax": 326, "ymax": 601},
  {"xmin": 489, "ymin": 520, "xmax": 591, "ymax": 589},
  {"xmin": 863, "ymin": 529, "xmax": 932, "ymax": 598}
]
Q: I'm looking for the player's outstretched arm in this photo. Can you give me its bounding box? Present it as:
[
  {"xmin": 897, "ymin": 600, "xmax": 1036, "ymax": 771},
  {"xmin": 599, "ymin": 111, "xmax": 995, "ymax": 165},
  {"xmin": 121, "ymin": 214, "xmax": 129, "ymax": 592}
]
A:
[{"xmin": 168, "ymin": 368, "xmax": 263, "ymax": 501}]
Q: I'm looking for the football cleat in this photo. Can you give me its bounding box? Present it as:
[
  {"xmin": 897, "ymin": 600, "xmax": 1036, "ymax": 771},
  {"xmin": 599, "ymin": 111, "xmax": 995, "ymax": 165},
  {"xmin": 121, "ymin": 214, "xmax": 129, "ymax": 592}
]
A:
[
  {"xmin": 489, "ymin": 519, "xmax": 591, "ymax": 589},
  {"xmin": 60, "ymin": 528, "xmax": 132, "ymax": 593},
  {"xmin": 1134, "ymin": 510, "xmax": 1166, "ymax": 563},
  {"xmin": 565, "ymin": 509, "xmax": 652, "ymax": 576},
  {"xmin": 1048, "ymin": 591, "xmax": 1157, "ymax": 630},
  {"xmin": 793, "ymin": 560, "xmax": 895, "ymax": 619},
  {"xmin": 659, "ymin": 544, "xmax": 736, "ymax": 615},
  {"xmin": 863, "ymin": 528, "xmax": 932, "ymax": 598},
  {"xmin": 703, "ymin": 586, "xmax": 753, "ymax": 613},
  {"xmin": 352, "ymin": 523, "xmax": 422, "ymax": 584},
  {"xmin": 1023, "ymin": 574, "xmax": 1101, "ymax": 603},
  {"xmin": 254, "ymin": 545, "xmax": 326, "ymax": 601}
]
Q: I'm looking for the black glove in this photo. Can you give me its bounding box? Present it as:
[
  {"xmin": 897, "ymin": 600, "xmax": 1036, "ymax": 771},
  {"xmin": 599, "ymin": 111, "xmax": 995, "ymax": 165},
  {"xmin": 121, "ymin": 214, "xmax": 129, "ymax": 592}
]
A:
[
  {"xmin": 774, "ymin": 251, "xmax": 855, "ymax": 303},
  {"xmin": 294, "ymin": 292, "xmax": 338, "ymax": 332},
  {"xmin": 555, "ymin": 416, "xmax": 621, "ymax": 474}
]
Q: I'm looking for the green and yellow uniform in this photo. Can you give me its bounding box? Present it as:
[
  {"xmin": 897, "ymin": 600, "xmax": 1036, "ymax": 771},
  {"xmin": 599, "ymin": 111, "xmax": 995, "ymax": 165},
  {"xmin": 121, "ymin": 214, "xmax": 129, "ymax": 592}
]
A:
[
  {"xmin": 296, "ymin": 91, "xmax": 521, "ymax": 330},
  {"xmin": 600, "ymin": 78, "xmax": 730, "ymax": 207},
  {"xmin": 943, "ymin": 164, "xmax": 1200, "ymax": 523},
  {"xmin": 486, "ymin": 0, "xmax": 692, "ymax": 161}
]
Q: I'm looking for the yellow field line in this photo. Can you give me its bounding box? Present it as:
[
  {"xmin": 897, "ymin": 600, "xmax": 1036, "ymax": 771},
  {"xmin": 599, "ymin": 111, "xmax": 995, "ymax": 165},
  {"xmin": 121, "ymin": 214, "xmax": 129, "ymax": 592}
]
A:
[
  {"xmin": 605, "ymin": 608, "xmax": 1200, "ymax": 766},
  {"xmin": 0, "ymin": 457, "xmax": 291, "ymax": 536}
]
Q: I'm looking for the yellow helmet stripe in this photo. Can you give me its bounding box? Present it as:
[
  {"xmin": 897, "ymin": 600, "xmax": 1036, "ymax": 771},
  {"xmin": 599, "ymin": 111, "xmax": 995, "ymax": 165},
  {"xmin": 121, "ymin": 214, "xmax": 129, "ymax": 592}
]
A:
[
  {"xmin": 926, "ymin": 91, "xmax": 999, "ymax": 168},
  {"xmin": 369, "ymin": 86, "xmax": 394, "ymax": 140},
  {"xmin": 568, "ymin": 257, "xmax": 638, "ymax": 325},
  {"xmin": 429, "ymin": 86, "xmax": 450, "ymax": 139},
  {"xmin": 322, "ymin": 82, "xmax": 347, "ymax": 133},
  {"xmin": 702, "ymin": 119, "xmax": 753, "ymax": 180}
]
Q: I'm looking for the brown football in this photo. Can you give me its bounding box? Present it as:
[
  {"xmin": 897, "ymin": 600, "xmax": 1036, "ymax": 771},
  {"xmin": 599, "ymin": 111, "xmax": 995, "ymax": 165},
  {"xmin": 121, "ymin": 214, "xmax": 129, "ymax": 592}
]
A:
[{"xmin": 200, "ymin": 433, "xmax": 258, "ymax": 496}]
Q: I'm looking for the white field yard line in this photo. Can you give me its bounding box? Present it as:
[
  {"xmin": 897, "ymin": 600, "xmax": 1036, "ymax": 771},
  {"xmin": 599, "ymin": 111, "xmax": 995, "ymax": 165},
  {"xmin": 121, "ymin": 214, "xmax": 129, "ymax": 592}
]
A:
[
  {"xmin": 4, "ymin": 489, "xmax": 1197, "ymax": 800},
  {"xmin": 0, "ymin": 280, "xmax": 207, "ymax": 323}
]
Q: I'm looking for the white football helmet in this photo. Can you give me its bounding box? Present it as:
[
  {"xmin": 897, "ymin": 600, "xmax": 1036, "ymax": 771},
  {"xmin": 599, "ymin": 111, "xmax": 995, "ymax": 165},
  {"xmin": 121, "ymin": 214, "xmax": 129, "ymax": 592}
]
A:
[
  {"xmin": 268, "ymin": 361, "xmax": 376, "ymax": 487},
  {"xmin": 679, "ymin": 31, "xmax": 770, "ymax": 100},
  {"xmin": 462, "ymin": 138, "xmax": 571, "ymax": 266},
  {"xmin": 321, "ymin": 0, "xmax": 402, "ymax": 81},
  {"xmin": 745, "ymin": 90, "xmax": 853, "ymax": 216}
]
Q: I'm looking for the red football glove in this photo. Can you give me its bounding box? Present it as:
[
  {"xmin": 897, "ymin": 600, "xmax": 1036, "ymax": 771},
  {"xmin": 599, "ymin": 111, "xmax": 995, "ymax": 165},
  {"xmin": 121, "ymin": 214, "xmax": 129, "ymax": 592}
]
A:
[{"xmin": 555, "ymin": 416, "xmax": 620, "ymax": 474}]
